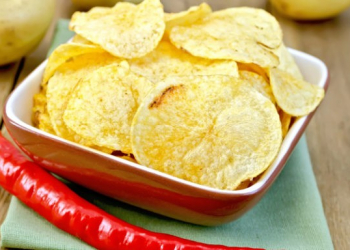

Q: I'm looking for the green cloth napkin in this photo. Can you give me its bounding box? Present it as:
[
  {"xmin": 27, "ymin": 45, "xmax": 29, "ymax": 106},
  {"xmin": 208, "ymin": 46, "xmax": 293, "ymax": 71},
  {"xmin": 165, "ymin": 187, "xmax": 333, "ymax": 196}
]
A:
[{"xmin": 1, "ymin": 19, "xmax": 334, "ymax": 250}]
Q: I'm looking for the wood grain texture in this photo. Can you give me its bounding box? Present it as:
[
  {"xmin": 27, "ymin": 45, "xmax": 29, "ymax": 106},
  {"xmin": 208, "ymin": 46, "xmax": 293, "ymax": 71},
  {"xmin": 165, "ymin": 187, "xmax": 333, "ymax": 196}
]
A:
[
  {"xmin": 270, "ymin": 6, "xmax": 350, "ymax": 249},
  {"xmin": 0, "ymin": 62, "xmax": 22, "ymax": 124},
  {"xmin": 1, "ymin": 0, "xmax": 350, "ymax": 249}
]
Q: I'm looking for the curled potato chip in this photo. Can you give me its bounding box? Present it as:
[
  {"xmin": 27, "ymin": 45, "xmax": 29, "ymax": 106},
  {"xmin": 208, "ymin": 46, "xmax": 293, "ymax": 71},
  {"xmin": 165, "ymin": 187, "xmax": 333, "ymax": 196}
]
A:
[
  {"xmin": 269, "ymin": 68, "xmax": 325, "ymax": 116},
  {"xmin": 129, "ymin": 40, "xmax": 238, "ymax": 83},
  {"xmin": 69, "ymin": 0, "xmax": 165, "ymax": 59},
  {"xmin": 278, "ymin": 108, "xmax": 292, "ymax": 138},
  {"xmin": 275, "ymin": 44, "xmax": 304, "ymax": 80},
  {"xmin": 164, "ymin": 3, "xmax": 211, "ymax": 35},
  {"xmin": 64, "ymin": 61, "xmax": 153, "ymax": 154},
  {"xmin": 131, "ymin": 75, "xmax": 282, "ymax": 190},
  {"xmin": 237, "ymin": 62, "xmax": 269, "ymax": 82},
  {"xmin": 71, "ymin": 35, "xmax": 94, "ymax": 45},
  {"xmin": 169, "ymin": 7, "xmax": 282, "ymax": 67},
  {"xmin": 239, "ymin": 70, "xmax": 275, "ymax": 104},
  {"xmin": 46, "ymin": 52, "xmax": 119, "ymax": 143},
  {"xmin": 43, "ymin": 43, "xmax": 105, "ymax": 85}
]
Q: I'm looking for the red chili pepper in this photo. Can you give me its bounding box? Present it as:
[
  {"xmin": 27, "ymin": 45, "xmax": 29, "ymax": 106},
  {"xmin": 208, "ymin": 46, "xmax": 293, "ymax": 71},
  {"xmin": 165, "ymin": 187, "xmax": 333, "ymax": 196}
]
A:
[{"xmin": 0, "ymin": 134, "xmax": 264, "ymax": 250}]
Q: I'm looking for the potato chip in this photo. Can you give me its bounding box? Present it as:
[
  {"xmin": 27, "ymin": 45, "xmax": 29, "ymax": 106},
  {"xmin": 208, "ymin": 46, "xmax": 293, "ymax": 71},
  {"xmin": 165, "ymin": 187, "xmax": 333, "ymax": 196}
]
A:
[
  {"xmin": 129, "ymin": 40, "xmax": 238, "ymax": 83},
  {"xmin": 64, "ymin": 61, "xmax": 154, "ymax": 154},
  {"xmin": 237, "ymin": 62, "xmax": 269, "ymax": 82},
  {"xmin": 71, "ymin": 35, "xmax": 94, "ymax": 45},
  {"xmin": 169, "ymin": 7, "xmax": 282, "ymax": 68},
  {"xmin": 46, "ymin": 52, "xmax": 119, "ymax": 143},
  {"xmin": 43, "ymin": 43, "xmax": 105, "ymax": 85},
  {"xmin": 275, "ymin": 43, "xmax": 304, "ymax": 80},
  {"xmin": 164, "ymin": 3, "xmax": 211, "ymax": 35},
  {"xmin": 32, "ymin": 91, "xmax": 46, "ymax": 127},
  {"xmin": 69, "ymin": 0, "xmax": 165, "ymax": 59},
  {"xmin": 131, "ymin": 75, "xmax": 282, "ymax": 190},
  {"xmin": 278, "ymin": 109, "xmax": 292, "ymax": 138},
  {"xmin": 90, "ymin": 145, "xmax": 114, "ymax": 154},
  {"xmin": 269, "ymin": 68, "xmax": 324, "ymax": 116},
  {"xmin": 239, "ymin": 70, "xmax": 275, "ymax": 104},
  {"xmin": 235, "ymin": 179, "xmax": 251, "ymax": 190},
  {"xmin": 32, "ymin": 91, "xmax": 55, "ymax": 135}
]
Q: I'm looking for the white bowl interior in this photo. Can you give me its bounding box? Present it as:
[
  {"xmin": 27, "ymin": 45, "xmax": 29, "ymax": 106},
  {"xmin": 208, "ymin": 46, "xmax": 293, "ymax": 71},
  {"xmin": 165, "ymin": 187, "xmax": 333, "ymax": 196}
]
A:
[{"xmin": 5, "ymin": 48, "xmax": 328, "ymax": 195}]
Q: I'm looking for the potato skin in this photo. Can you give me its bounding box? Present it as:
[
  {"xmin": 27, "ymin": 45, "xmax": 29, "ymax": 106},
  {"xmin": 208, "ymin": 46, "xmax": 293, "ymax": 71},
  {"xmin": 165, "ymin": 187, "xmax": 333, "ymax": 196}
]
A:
[
  {"xmin": 71, "ymin": 0, "xmax": 122, "ymax": 10},
  {"xmin": 0, "ymin": 0, "xmax": 55, "ymax": 66}
]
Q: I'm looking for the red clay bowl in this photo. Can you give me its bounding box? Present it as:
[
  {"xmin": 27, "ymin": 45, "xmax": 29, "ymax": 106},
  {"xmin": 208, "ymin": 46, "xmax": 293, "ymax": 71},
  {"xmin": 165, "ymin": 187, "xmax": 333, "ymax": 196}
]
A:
[{"xmin": 3, "ymin": 48, "xmax": 329, "ymax": 226}]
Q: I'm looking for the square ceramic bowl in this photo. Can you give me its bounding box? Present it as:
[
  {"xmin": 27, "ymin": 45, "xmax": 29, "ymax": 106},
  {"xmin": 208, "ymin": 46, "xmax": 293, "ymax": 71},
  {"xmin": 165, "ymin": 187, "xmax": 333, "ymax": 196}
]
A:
[{"xmin": 3, "ymin": 48, "xmax": 329, "ymax": 226}]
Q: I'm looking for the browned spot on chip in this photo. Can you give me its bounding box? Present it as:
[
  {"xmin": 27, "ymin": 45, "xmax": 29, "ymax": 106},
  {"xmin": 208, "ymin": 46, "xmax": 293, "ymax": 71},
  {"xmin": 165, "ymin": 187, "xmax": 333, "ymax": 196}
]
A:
[{"xmin": 149, "ymin": 84, "xmax": 184, "ymax": 109}]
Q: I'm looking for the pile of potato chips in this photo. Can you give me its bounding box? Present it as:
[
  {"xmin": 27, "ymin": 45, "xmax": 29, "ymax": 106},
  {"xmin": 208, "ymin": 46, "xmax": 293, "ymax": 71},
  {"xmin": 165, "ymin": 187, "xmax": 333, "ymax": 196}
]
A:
[{"xmin": 32, "ymin": 0, "xmax": 324, "ymax": 190}]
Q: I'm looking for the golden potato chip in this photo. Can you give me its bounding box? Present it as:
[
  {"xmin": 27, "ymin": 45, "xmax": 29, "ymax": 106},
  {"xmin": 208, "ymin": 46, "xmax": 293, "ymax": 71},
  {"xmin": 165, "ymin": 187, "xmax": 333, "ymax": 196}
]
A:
[
  {"xmin": 111, "ymin": 1, "xmax": 136, "ymax": 10},
  {"xmin": 32, "ymin": 91, "xmax": 55, "ymax": 135},
  {"xmin": 32, "ymin": 91, "xmax": 46, "ymax": 127},
  {"xmin": 69, "ymin": 0, "xmax": 165, "ymax": 59},
  {"xmin": 90, "ymin": 145, "xmax": 114, "ymax": 154},
  {"xmin": 237, "ymin": 62, "xmax": 269, "ymax": 82},
  {"xmin": 278, "ymin": 109, "xmax": 292, "ymax": 138},
  {"xmin": 239, "ymin": 70, "xmax": 275, "ymax": 104},
  {"xmin": 235, "ymin": 179, "xmax": 251, "ymax": 190},
  {"xmin": 71, "ymin": 35, "xmax": 94, "ymax": 45},
  {"xmin": 64, "ymin": 61, "xmax": 154, "ymax": 154},
  {"xmin": 42, "ymin": 43, "xmax": 105, "ymax": 85},
  {"xmin": 275, "ymin": 43, "xmax": 303, "ymax": 80},
  {"xmin": 129, "ymin": 40, "xmax": 239, "ymax": 83},
  {"xmin": 164, "ymin": 3, "xmax": 211, "ymax": 35},
  {"xmin": 131, "ymin": 75, "xmax": 282, "ymax": 190},
  {"xmin": 169, "ymin": 7, "xmax": 282, "ymax": 68},
  {"xmin": 46, "ymin": 52, "xmax": 119, "ymax": 143},
  {"xmin": 269, "ymin": 68, "xmax": 325, "ymax": 116}
]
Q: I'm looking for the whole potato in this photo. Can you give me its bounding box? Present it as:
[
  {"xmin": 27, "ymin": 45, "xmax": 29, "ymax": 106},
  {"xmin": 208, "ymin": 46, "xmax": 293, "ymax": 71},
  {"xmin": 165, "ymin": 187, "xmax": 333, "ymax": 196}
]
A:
[
  {"xmin": 71, "ymin": 0, "xmax": 121, "ymax": 10},
  {"xmin": 0, "ymin": 0, "xmax": 55, "ymax": 66},
  {"xmin": 71, "ymin": 0, "xmax": 143, "ymax": 11},
  {"xmin": 270, "ymin": 0, "xmax": 350, "ymax": 20}
]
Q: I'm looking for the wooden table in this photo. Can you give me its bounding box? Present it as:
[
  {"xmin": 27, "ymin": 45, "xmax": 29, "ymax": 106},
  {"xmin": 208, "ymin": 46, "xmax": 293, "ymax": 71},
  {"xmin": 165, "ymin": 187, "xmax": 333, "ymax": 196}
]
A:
[{"xmin": 0, "ymin": 0, "xmax": 349, "ymax": 249}]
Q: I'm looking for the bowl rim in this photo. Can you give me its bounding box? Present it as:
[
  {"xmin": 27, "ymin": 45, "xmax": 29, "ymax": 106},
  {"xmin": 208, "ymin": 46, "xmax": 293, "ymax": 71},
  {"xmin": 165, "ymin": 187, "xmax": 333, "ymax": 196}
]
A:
[{"xmin": 3, "ymin": 47, "xmax": 330, "ymax": 196}]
